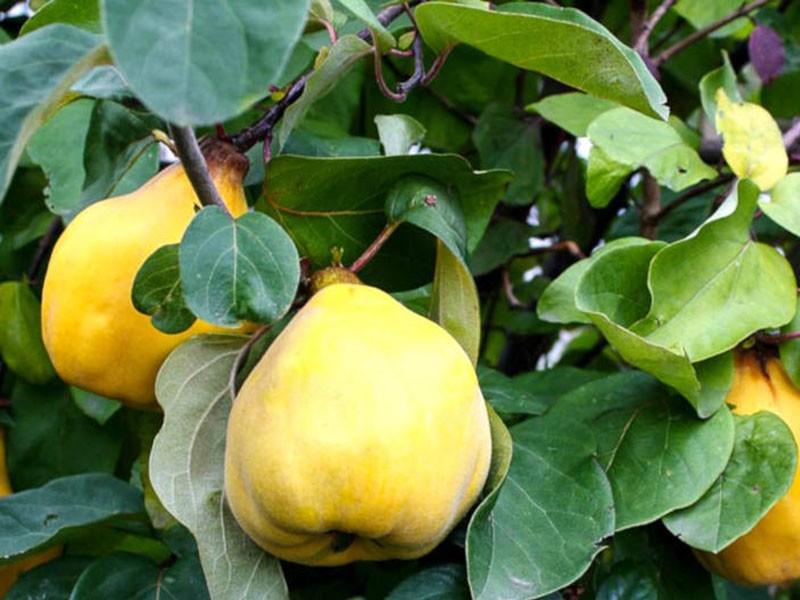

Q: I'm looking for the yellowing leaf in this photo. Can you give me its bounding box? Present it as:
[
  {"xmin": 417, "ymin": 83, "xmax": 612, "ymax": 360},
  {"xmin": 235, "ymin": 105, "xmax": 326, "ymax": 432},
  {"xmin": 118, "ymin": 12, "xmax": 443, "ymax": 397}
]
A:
[{"xmin": 715, "ymin": 89, "xmax": 787, "ymax": 190}]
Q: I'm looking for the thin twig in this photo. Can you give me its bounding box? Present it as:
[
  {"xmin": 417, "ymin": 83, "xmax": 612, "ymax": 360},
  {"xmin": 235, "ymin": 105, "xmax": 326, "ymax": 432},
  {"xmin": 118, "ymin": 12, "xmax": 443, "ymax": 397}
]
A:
[
  {"xmin": 633, "ymin": 0, "xmax": 678, "ymax": 54},
  {"xmin": 653, "ymin": 174, "xmax": 734, "ymax": 221},
  {"xmin": 228, "ymin": 324, "xmax": 273, "ymax": 397},
  {"xmin": 640, "ymin": 171, "xmax": 661, "ymax": 239},
  {"xmin": 654, "ymin": 0, "xmax": 769, "ymax": 66},
  {"xmin": 530, "ymin": 240, "xmax": 585, "ymax": 259},
  {"xmin": 757, "ymin": 330, "xmax": 800, "ymax": 345},
  {"xmin": 374, "ymin": 34, "xmax": 426, "ymax": 102},
  {"xmin": 349, "ymin": 222, "xmax": 401, "ymax": 273},
  {"xmin": 421, "ymin": 44, "xmax": 454, "ymax": 86},
  {"xmin": 168, "ymin": 124, "xmax": 231, "ymax": 216},
  {"xmin": 27, "ymin": 216, "xmax": 63, "ymax": 284},
  {"xmin": 783, "ymin": 119, "xmax": 800, "ymax": 151},
  {"xmin": 229, "ymin": 1, "xmax": 422, "ymax": 152},
  {"xmin": 502, "ymin": 269, "xmax": 524, "ymax": 308}
]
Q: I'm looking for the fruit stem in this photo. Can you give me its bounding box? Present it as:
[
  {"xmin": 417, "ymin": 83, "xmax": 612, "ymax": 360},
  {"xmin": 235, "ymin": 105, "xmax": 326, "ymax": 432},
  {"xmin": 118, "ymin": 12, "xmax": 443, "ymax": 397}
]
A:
[
  {"xmin": 229, "ymin": 323, "xmax": 274, "ymax": 395},
  {"xmin": 349, "ymin": 221, "xmax": 400, "ymax": 274},
  {"xmin": 168, "ymin": 124, "xmax": 232, "ymax": 217}
]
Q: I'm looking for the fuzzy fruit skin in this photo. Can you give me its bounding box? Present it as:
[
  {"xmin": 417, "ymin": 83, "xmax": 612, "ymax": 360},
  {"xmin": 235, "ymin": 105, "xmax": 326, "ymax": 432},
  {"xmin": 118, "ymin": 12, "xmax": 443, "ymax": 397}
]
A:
[
  {"xmin": 41, "ymin": 140, "xmax": 249, "ymax": 409},
  {"xmin": 224, "ymin": 283, "xmax": 492, "ymax": 566},
  {"xmin": 0, "ymin": 429, "xmax": 60, "ymax": 596},
  {"xmin": 695, "ymin": 351, "xmax": 800, "ymax": 586}
]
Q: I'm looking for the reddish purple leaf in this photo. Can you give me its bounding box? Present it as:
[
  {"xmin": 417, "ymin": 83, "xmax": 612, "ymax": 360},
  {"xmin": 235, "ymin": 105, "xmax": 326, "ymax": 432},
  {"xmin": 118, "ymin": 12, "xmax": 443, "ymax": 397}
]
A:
[{"xmin": 749, "ymin": 24, "xmax": 785, "ymax": 84}]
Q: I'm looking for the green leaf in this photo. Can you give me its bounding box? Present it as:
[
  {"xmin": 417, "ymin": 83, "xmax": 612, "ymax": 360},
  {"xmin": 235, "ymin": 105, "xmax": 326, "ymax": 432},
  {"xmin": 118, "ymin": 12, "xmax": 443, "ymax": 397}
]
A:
[
  {"xmin": 699, "ymin": 52, "xmax": 740, "ymax": 123},
  {"xmin": 780, "ymin": 306, "xmax": 800, "ymax": 389},
  {"xmin": 466, "ymin": 414, "xmax": 614, "ymax": 599},
  {"xmin": 715, "ymin": 90, "xmax": 787, "ymax": 190},
  {"xmin": 278, "ymin": 35, "xmax": 372, "ymax": 149},
  {"xmin": 585, "ymin": 145, "xmax": 635, "ymax": 208},
  {"xmin": 639, "ymin": 180, "xmax": 797, "ymax": 362},
  {"xmin": 526, "ymin": 92, "xmax": 618, "ymax": 137},
  {"xmin": 0, "ymin": 281, "xmax": 55, "ymax": 384},
  {"xmin": 587, "ymin": 107, "xmax": 717, "ymax": 192},
  {"xmin": 335, "ymin": 0, "xmax": 394, "ymax": 50},
  {"xmin": 548, "ymin": 371, "xmax": 735, "ymax": 530},
  {"xmin": 6, "ymin": 557, "xmax": 92, "ymax": 599},
  {"xmin": 0, "ymin": 474, "xmax": 143, "ymax": 560},
  {"xmin": 674, "ymin": 0, "xmax": 751, "ymax": 39},
  {"xmin": 415, "ymin": 2, "xmax": 668, "ymax": 119},
  {"xmin": 21, "ymin": 0, "xmax": 102, "ymax": 34},
  {"xmin": 374, "ymin": 114, "xmax": 427, "ymax": 157},
  {"xmin": 80, "ymin": 100, "xmax": 160, "ymax": 210},
  {"xmin": 386, "ymin": 176, "xmax": 468, "ymax": 260},
  {"xmin": 429, "ymin": 241, "xmax": 480, "ymax": 366},
  {"xmin": 259, "ymin": 154, "xmax": 512, "ymax": 285},
  {"xmin": 387, "ymin": 564, "xmax": 469, "ymax": 600},
  {"xmin": 150, "ymin": 335, "xmax": 288, "ymax": 600},
  {"xmin": 132, "ymin": 244, "xmax": 196, "ymax": 334},
  {"xmin": 102, "ymin": 0, "xmax": 310, "ymax": 125},
  {"xmin": 69, "ymin": 551, "xmax": 210, "ymax": 599},
  {"xmin": 663, "ymin": 412, "xmax": 797, "ymax": 552},
  {"xmin": 760, "ymin": 172, "xmax": 800, "ymax": 237},
  {"xmin": 537, "ymin": 237, "xmax": 652, "ymax": 325},
  {"xmin": 480, "ymin": 366, "xmax": 608, "ymax": 417},
  {"xmin": 180, "ymin": 207, "xmax": 300, "ymax": 327},
  {"xmin": 468, "ymin": 219, "xmax": 534, "ymax": 277},
  {"xmin": 473, "ymin": 103, "xmax": 543, "ymax": 206},
  {"xmin": 7, "ymin": 381, "xmax": 123, "ymax": 490},
  {"xmin": 574, "ymin": 241, "xmax": 705, "ymax": 406},
  {"xmin": 0, "ymin": 24, "xmax": 104, "ymax": 203},
  {"xmin": 26, "ymin": 98, "xmax": 93, "ymax": 218}
]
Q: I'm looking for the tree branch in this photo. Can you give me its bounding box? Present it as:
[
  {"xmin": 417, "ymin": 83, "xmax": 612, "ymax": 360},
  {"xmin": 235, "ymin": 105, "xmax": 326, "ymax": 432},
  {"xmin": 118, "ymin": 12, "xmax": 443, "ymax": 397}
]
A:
[
  {"xmin": 168, "ymin": 124, "xmax": 231, "ymax": 216},
  {"xmin": 229, "ymin": 1, "xmax": 423, "ymax": 152},
  {"xmin": 27, "ymin": 216, "xmax": 63, "ymax": 284},
  {"xmin": 653, "ymin": 0, "xmax": 769, "ymax": 66},
  {"xmin": 783, "ymin": 119, "xmax": 800, "ymax": 151},
  {"xmin": 653, "ymin": 174, "xmax": 734, "ymax": 221},
  {"xmin": 633, "ymin": 0, "xmax": 678, "ymax": 54}
]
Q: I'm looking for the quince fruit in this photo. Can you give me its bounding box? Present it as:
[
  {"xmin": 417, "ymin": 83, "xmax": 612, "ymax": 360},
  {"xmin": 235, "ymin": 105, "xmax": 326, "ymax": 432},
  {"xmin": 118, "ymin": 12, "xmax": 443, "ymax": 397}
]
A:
[
  {"xmin": 41, "ymin": 139, "xmax": 249, "ymax": 409},
  {"xmin": 0, "ymin": 429, "xmax": 60, "ymax": 596},
  {"xmin": 695, "ymin": 351, "xmax": 800, "ymax": 586},
  {"xmin": 224, "ymin": 283, "xmax": 492, "ymax": 566}
]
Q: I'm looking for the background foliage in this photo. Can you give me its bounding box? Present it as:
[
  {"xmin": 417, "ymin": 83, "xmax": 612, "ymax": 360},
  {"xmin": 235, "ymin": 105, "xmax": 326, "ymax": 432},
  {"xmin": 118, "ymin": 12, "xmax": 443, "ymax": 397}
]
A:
[{"xmin": 2, "ymin": 0, "xmax": 800, "ymax": 598}]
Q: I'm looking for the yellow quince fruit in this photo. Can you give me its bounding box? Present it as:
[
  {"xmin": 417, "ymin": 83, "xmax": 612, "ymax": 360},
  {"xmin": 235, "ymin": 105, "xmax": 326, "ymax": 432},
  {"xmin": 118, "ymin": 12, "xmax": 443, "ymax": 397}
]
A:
[
  {"xmin": 0, "ymin": 429, "xmax": 60, "ymax": 596},
  {"xmin": 695, "ymin": 350, "xmax": 800, "ymax": 586},
  {"xmin": 224, "ymin": 283, "xmax": 492, "ymax": 566},
  {"xmin": 41, "ymin": 139, "xmax": 250, "ymax": 409}
]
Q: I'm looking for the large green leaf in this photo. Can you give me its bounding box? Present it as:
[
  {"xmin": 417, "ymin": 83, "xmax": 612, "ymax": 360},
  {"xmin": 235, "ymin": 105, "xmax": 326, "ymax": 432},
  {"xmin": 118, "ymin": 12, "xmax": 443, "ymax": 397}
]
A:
[
  {"xmin": 0, "ymin": 24, "xmax": 104, "ymax": 203},
  {"xmin": 587, "ymin": 107, "xmax": 717, "ymax": 194},
  {"xmin": 663, "ymin": 412, "xmax": 797, "ymax": 552},
  {"xmin": 537, "ymin": 237, "xmax": 652, "ymax": 325},
  {"xmin": 0, "ymin": 281, "xmax": 54, "ymax": 384},
  {"xmin": 466, "ymin": 413, "xmax": 614, "ymax": 599},
  {"xmin": 415, "ymin": 2, "xmax": 667, "ymax": 119},
  {"xmin": 258, "ymin": 154, "xmax": 511, "ymax": 288},
  {"xmin": 6, "ymin": 557, "xmax": 92, "ymax": 599},
  {"xmin": 548, "ymin": 372, "xmax": 735, "ymax": 530},
  {"xmin": 102, "ymin": 0, "xmax": 310, "ymax": 125},
  {"xmin": 386, "ymin": 564, "xmax": 469, "ymax": 600},
  {"xmin": 150, "ymin": 335, "xmax": 288, "ymax": 600},
  {"xmin": 0, "ymin": 474, "xmax": 143, "ymax": 560},
  {"xmin": 180, "ymin": 207, "xmax": 301, "ymax": 327},
  {"xmin": 7, "ymin": 380, "xmax": 123, "ymax": 490},
  {"xmin": 638, "ymin": 180, "xmax": 797, "ymax": 361}
]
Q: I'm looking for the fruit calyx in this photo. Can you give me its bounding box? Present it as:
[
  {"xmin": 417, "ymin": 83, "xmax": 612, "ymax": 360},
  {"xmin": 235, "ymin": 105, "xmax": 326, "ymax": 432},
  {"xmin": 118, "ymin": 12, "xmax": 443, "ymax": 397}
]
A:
[
  {"xmin": 198, "ymin": 137, "xmax": 250, "ymax": 188},
  {"xmin": 309, "ymin": 266, "xmax": 362, "ymax": 295}
]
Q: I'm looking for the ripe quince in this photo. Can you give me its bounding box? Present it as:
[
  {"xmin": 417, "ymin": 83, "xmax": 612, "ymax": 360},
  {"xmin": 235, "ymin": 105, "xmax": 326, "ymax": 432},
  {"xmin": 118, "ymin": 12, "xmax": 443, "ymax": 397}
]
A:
[
  {"xmin": 41, "ymin": 139, "xmax": 249, "ymax": 409},
  {"xmin": 695, "ymin": 351, "xmax": 800, "ymax": 586},
  {"xmin": 224, "ymin": 283, "xmax": 492, "ymax": 566},
  {"xmin": 0, "ymin": 429, "xmax": 60, "ymax": 596}
]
